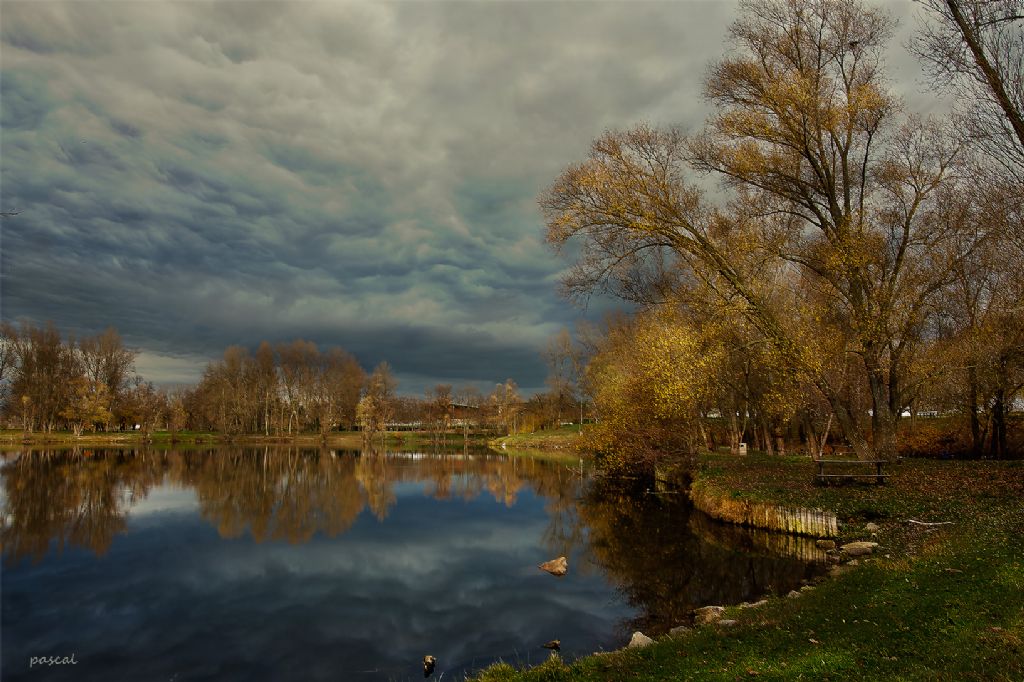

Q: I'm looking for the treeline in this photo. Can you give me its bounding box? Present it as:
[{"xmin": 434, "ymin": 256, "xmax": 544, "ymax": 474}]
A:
[
  {"xmin": 0, "ymin": 322, "xmax": 159, "ymax": 435},
  {"xmin": 542, "ymin": 0, "xmax": 1024, "ymax": 469},
  {"xmin": 0, "ymin": 321, "xmax": 567, "ymax": 439}
]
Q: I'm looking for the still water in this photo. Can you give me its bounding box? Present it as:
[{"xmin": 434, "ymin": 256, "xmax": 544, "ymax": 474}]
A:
[{"xmin": 1, "ymin": 447, "xmax": 826, "ymax": 681}]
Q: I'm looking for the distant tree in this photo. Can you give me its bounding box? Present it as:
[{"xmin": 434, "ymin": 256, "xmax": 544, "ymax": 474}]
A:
[
  {"xmin": 0, "ymin": 322, "xmax": 17, "ymax": 414},
  {"xmin": 123, "ymin": 378, "xmax": 165, "ymax": 439},
  {"xmin": 276, "ymin": 340, "xmax": 319, "ymax": 434},
  {"xmin": 0, "ymin": 321, "xmax": 15, "ymax": 384},
  {"xmin": 310, "ymin": 347, "xmax": 365, "ymax": 437},
  {"xmin": 359, "ymin": 362, "xmax": 397, "ymax": 444},
  {"xmin": 424, "ymin": 384, "xmax": 453, "ymax": 443},
  {"xmin": 488, "ymin": 379, "xmax": 522, "ymax": 435},
  {"xmin": 7, "ymin": 321, "xmax": 78, "ymax": 432},
  {"xmin": 252, "ymin": 341, "xmax": 278, "ymax": 435},
  {"xmin": 164, "ymin": 388, "xmax": 189, "ymax": 441},
  {"xmin": 77, "ymin": 327, "xmax": 135, "ymax": 426},
  {"xmin": 544, "ymin": 328, "xmax": 583, "ymax": 428},
  {"xmin": 60, "ymin": 378, "xmax": 113, "ymax": 436},
  {"xmin": 453, "ymin": 384, "xmax": 483, "ymax": 439}
]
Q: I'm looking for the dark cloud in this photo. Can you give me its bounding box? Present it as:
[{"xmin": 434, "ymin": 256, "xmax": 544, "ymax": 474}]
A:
[{"xmin": 0, "ymin": 0, "xmax": 941, "ymax": 393}]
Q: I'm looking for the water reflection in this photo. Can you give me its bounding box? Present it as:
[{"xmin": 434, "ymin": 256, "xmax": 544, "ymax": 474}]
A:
[
  {"xmin": 1, "ymin": 447, "xmax": 583, "ymax": 566},
  {"xmin": 1, "ymin": 447, "xmax": 825, "ymax": 681},
  {"xmin": 577, "ymin": 482, "xmax": 826, "ymax": 633}
]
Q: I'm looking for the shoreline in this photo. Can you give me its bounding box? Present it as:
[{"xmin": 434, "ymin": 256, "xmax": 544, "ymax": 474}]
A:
[
  {"xmin": 0, "ymin": 430, "xmax": 496, "ymax": 450},
  {"xmin": 472, "ymin": 454, "xmax": 1024, "ymax": 681}
]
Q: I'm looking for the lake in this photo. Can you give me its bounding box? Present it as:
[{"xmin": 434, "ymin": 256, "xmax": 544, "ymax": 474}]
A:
[{"xmin": 1, "ymin": 447, "xmax": 827, "ymax": 681}]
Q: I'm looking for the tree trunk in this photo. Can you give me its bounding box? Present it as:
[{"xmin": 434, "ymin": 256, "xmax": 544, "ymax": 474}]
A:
[
  {"xmin": 990, "ymin": 388, "xmax": 1007, "ymax": 459},
  {"xmin": 865, "ymin": 352, "xmax": 899, "ymax": 461},
  {"xmin": 819, "ymin": 384, "xmax": 872, "ymax": 460},
  {"xmin": 968, "ymin": 365, "xmax": 983, "ymax": 455}
]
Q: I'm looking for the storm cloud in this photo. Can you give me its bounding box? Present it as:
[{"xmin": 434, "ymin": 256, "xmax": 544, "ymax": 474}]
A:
[{"xmin": 0, "ymin": 1, "xmax": 940, "ymax": 392}]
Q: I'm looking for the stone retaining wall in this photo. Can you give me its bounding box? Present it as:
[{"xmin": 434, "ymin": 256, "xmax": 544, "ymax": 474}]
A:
[{"xmin": 689, "ymin": 479, "xmax": 838, "ymax": 538}]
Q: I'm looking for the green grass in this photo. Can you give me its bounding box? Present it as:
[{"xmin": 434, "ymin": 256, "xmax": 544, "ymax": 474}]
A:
[
  {"xmin": 471, "ymin": 455, "xmax": 1024, "ymax": 681},
  {"xmin": 490, "ymin": 425, "xmax": 585, "ymax": 451}
]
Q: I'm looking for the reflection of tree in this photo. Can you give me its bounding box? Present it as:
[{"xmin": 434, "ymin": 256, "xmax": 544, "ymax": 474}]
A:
[
  {"xmin": 1, "ymin": 450, "xmax": 163, "ymax": 565},
  {"xmin": 1, "ymin": 447, "xmax": 592, "ymax": 563},
  {"xmin": 577, "ymin": 480, "xmax": 824, "ymax": 634},
  {"xmin": 180, "ymin": 448, "xmax": 365, "ymax": 543},
  {"xmin": 353, "ymin": 451, "xmax": 396, "ymax": 521}
]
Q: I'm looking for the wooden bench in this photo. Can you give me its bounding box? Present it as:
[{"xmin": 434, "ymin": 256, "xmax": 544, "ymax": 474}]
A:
[{"xmin": 815, "ymin": 459, "xmax": 889, "ymax": 485}]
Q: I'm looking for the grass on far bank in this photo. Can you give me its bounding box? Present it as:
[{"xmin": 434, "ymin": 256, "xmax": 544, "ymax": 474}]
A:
[
  {"xmin": 0, "ymin": 428, "xmax": 494, "ymax": 451},
  {"xmin": 472, "ymin": 454, "xmax": 1024, "ymax": 681},
  {"xmin": 489, "ymin": 424, "xmax": 585, "ymax": 451}
]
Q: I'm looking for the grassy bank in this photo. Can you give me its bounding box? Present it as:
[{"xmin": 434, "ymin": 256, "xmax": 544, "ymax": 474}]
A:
[
  {"xmin": 0, "ymin": 429, "xmax": 493, "ymax": 451},
  {"xmin": 489, "ymin": 425, "xmax": 584, "ymax": 451},
  {"xmin": 473, "ymin": 454, "xmax": 1024, "ymax": 681}
]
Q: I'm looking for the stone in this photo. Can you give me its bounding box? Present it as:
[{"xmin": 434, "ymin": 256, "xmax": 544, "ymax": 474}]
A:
[
  {"xmin": 787, "ymin": 590, "xmax": 801, "ymax": 598},
  {"xmin": 815, "ymin": 539, "xmax": 836, "ymax": 551},
  {"xmin": 628, "ymin": 631, "xmax": 654, "ymax": 648},
  {"xmin": 800, "ymin": 585, "xmax": 815, "ymax": 592},
  {"xmin": 864, "ymin": 522, "xmax": 880, "ymax": 533},
  {"xmin": 740, "ymin": 600, "xmax": 768, "ymax": 609},
  {"xmin": 538, "ymin": 556, "xmax": 568, "ymax": 576},
  {"xmin": 718, "ymin": 619, "xmax": 738, "ymax": 627},
  {"xmin": 669, "ymin": 625, "xmax": 692, "ymax": 637},
  {"xmin": 693, "ymin": 605, "xmax": 726, "ymax": 625},
  {"xmin": 841, "ymin": 541, "xmax": 879, "ymax": 557}
]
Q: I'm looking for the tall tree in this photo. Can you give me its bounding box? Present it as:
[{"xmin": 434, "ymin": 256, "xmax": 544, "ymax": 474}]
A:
[
  {"xmin": 7, "ymin": 322, "xmax": 78, "ymax": 432},
  {"xmin": 358, "ymin": 362, "xmax": 397, "ymax": 444},
  {"xmin": 252, "ymin": 341, "xmax": 278, "ymax": 435},
  {"xmin": 544, "ymin": 328, "xmax": 584, "ymax": 428},
  {"xmin": 488, "ymin": 379, "xmax": 522, "ymax": 435},
  {"xmin": 277, "ymin": 340, "xmax": 319, "ymax": 435},
  {"xmin": 78, "ymin": 327, "xmax": 135, "ymax": 428},
  {"xmin": 310, "ymin": 347, "xmax": 365, "ymax": 437},
  {"xmin": 543, "ymin": 0, "xmax": 980, "ymax": 460}
]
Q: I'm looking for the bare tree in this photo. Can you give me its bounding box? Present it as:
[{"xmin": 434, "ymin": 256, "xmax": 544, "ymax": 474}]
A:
[
  {"xmin": 78, "ymin": 327, "xmax": 135, "ymax": 428},
  {"xmin": 913, "ymin": 0, "xmax": 1024, "ymax": 181},
  {"xmin": 7, "ymin": 322, "xmax": 78, "ymax": 432}
]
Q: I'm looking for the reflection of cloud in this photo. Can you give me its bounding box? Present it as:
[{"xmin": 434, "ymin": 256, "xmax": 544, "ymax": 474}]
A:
[
  {"xmin": 127, "ymin": 483, "xmax": 198, "ymax": 517},
  {"xmin": 3, "ymin": 490, "xmax": 633, "ymax": 682},
  {"xmin": 177, "ymin": 514, "xmax": 551, "ymax": 586}
]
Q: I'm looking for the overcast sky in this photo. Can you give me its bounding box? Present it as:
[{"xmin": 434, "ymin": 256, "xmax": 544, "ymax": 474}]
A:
[{"xmin": 0, "ymin": 0, "xmax": 944, "ymax": 394}]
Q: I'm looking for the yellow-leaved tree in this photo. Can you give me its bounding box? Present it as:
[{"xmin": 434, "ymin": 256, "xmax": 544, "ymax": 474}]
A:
[{"xmin": 583, "ymin": 308, "xmax": 724, "ymax": 475}]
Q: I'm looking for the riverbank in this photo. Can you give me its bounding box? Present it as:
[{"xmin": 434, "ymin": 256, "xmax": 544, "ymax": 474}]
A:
[
  {"xmin": 473, "ymin": 454, "xmax": 1024, "ymax": 680},
  {"xmin": 0, "ymin": 429, "xmax": 493, "ymax": 450}
]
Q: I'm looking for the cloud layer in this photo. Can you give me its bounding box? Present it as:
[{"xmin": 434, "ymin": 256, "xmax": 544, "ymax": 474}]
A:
[{"xmin": 0, "ymin": 1, "xmax": 938, "ymax": 392}]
